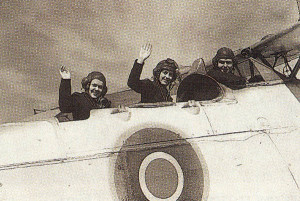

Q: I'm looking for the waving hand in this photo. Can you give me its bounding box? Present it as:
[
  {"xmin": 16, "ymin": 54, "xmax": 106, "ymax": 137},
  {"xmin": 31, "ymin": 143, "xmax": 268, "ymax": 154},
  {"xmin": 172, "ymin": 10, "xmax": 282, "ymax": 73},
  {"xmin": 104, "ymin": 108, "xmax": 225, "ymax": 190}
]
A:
[
  {"xmin": 59, "ymin": 66, "xmax": 71, "ymax": 79},
  {"xmin": 137, "ymin": 43, "xmax": 152, "ymax": 64}
]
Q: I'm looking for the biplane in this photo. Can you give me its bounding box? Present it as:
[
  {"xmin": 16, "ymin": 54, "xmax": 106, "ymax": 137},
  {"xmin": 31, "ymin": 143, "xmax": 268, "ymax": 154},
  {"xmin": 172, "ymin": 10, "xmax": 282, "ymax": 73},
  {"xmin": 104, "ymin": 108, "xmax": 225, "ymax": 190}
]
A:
[{"xmin": 1, "ymin": 3, "xmax": 300, "ymax": 201}]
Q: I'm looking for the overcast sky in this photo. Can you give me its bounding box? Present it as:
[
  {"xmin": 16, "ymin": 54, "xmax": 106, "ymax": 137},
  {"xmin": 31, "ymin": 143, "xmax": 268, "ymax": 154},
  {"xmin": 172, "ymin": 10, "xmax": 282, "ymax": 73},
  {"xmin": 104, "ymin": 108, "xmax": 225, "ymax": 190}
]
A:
[{"xmin": 0, "ymin": 0, "xmax": 298, "ymax": 124}]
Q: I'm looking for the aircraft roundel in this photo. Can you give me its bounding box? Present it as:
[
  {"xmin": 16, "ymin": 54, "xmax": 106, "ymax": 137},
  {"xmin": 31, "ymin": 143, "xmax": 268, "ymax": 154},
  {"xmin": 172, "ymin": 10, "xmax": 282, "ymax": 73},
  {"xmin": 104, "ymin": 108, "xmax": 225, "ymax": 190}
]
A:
[{"xmin": 114, "ymin": 128, "xmax": 205, "ymax": 201}]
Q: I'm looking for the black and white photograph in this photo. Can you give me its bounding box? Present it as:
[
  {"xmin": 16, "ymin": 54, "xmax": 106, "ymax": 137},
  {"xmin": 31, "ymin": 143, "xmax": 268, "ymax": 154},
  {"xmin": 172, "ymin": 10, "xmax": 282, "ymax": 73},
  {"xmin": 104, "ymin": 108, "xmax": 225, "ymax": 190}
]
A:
[{"xmin": 1, "ymin": 0, "xmax": 300, "ymax": 200}]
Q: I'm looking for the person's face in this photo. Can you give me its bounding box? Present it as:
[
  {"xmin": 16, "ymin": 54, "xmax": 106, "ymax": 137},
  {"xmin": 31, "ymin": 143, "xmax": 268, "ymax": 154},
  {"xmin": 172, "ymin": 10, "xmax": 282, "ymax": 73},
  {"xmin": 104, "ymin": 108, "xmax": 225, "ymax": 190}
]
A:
[
  {"xmin": 217, "ymin": 58, "xmax": 233, "ymax": 73},
  {"xmin": 88, "ymin": 79, "xmax": 104, "ymax": 99},
  {"xmin": 159, "ymin": 69, "xmax": 174, "ymax": 86}
]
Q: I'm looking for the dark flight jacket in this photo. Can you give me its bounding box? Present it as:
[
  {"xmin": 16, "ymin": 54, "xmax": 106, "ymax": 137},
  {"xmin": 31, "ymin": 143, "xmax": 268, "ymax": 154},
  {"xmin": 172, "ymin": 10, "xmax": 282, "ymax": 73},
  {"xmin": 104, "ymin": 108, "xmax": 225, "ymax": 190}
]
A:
[
  {"xmin": 127, "ymin": 60, "xmax": 173, "ymax": 103},
  {"xmin": 207, "ymin": 67, "xmax": 246, "ymax": 89},
  {"xmin": 59, "ymin": 79, "xmax": 111, "ymax": 120}
]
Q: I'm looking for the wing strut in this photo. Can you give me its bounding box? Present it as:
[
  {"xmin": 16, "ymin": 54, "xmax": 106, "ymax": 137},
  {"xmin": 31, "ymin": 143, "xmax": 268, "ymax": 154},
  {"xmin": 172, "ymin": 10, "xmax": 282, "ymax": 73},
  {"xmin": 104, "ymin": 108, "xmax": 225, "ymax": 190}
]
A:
[
  {"xmin": 290, "ymin": 56, "xmax": 300, "ymax": 78},
  {"xmin": 282, "ymin": 53, "xmax": 293, "ymax": 76},
  {"xmin": 256, "ymin": 53, "xmax": 272, "ymax": 68}
]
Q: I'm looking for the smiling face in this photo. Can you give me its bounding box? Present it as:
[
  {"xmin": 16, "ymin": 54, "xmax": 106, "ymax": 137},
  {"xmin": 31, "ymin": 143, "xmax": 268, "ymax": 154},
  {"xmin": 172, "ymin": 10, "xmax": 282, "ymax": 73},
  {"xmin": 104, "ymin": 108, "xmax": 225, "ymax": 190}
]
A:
[
  {"xmin": 88, "ymin": 79, "xmax": 104, "ymax": 99},
  {"xmin": 159, "ymin": 69, "xmax": 174, "ymax": 86},
  {"xmin": 217, "ymin": 58, "xmax": 233, "ymax": 73}
]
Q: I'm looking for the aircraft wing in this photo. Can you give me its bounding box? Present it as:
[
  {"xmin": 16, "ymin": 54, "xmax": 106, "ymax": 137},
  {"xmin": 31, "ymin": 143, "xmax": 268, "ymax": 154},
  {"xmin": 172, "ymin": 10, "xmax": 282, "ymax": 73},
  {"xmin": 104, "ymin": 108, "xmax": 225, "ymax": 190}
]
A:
[
  {"xmin": 237, "ymin": 21, "xmax": 300, "ymax": 78},
  {"xmin": 1, "ymin": 79, "xmax": 300, "ymax": 200},
  {"xmin": 240, "ymin": 22, "xmax": 300, "ymax": 58}
]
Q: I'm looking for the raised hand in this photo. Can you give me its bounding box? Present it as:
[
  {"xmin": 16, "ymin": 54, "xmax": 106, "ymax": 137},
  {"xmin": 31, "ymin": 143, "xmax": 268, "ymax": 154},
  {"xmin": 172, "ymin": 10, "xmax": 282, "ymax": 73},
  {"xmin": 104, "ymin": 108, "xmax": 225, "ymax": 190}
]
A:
[
  {"xmin": 59, "ymin": 66, "xmax": 71, "ymax": 79},
  {"xmin": 137, "ymin": 43, "xmax": 152, "ymax": 64}
]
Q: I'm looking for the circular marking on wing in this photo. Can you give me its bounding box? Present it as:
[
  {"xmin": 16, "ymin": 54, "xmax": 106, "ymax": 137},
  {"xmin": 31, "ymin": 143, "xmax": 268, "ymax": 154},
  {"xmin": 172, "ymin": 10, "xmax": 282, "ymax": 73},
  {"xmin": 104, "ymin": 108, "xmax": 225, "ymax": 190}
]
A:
[
  {"xmin": 113, "ymin": 128, "xmax": 206, "ymax": 201},
  {"xmin": 139, "ymin": 152, "xmax": 184, "ymax": 200}
]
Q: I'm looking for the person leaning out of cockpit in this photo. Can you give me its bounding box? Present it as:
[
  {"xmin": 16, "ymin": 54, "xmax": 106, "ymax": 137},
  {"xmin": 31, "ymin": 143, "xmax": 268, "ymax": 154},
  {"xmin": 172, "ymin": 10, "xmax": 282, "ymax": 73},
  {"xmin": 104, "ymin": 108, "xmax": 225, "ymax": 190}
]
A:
[
  {"xmin": 127, "ymin": 43, "xmax": 178, "ymax": 103},
  {"xmin": 59, "ymin": 66, "xmax": 111, "ymax": 121},
  {"xmin": 207, "ymin": 47, "xmax": 246, "ymax": 89}
]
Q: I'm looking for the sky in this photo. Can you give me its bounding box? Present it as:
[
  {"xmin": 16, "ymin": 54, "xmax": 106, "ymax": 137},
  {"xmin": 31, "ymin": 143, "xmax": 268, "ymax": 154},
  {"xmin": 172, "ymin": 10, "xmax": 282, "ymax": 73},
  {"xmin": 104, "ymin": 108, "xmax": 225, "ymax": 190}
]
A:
[{"xmin": 0, "ymin": 0, "xmax": 298, "ymax": 124}]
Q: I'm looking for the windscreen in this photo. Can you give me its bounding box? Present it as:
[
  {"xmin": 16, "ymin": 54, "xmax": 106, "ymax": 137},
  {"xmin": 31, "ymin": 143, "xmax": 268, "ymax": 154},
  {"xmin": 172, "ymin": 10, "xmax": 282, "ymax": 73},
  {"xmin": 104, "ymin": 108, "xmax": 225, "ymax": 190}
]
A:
[{"xmin": 176, "ymin": 73, "xmax": 222, "ymax": 102}]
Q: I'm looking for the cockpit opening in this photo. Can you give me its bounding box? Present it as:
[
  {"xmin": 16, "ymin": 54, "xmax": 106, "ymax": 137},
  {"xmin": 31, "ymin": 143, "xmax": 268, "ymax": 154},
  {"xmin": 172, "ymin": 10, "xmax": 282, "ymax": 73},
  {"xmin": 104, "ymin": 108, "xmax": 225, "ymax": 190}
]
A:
[{"xmin": 176, "ymin": 73, "xmax": 223, "ymax": 102}]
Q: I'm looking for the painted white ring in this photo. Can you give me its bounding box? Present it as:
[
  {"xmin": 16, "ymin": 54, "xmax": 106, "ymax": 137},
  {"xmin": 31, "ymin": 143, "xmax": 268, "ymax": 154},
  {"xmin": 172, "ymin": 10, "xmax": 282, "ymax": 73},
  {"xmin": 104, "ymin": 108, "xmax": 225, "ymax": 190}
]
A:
[{"xmin": 139, "ymin": 152, "xmax": 184, "ymax": 201}]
